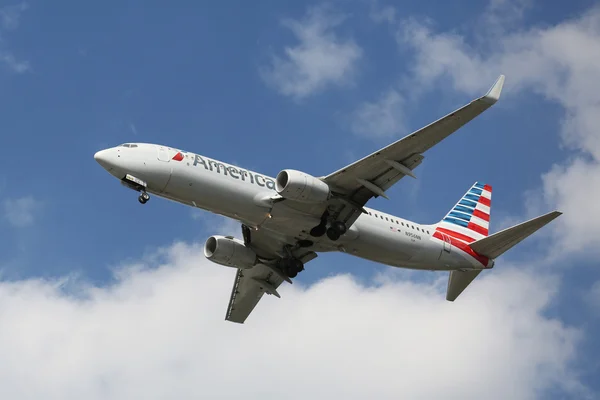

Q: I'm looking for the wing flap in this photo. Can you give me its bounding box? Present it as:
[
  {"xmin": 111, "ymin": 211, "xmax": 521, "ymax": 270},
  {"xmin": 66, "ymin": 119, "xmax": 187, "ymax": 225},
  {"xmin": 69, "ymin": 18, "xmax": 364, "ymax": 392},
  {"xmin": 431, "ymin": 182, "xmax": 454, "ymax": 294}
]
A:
[
  {"xmin": 225, "ymin": 263, "xmax": 285, "ymax": 324},
  {"xmin": 224, "ymin": 226, "xmax": 318, "ymax": 324}
]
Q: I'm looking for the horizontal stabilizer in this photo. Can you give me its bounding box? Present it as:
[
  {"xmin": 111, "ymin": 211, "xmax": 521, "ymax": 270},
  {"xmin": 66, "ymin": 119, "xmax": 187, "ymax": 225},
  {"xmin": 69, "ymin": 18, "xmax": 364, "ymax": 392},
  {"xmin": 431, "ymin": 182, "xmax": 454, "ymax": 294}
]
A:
[
  {"xmin": 469, "ymin": 211, "xmax": 562, "ymax": 259},
  {"xmin": 446, "ymin": 270, "xmax": 482, "ymax": 301}
]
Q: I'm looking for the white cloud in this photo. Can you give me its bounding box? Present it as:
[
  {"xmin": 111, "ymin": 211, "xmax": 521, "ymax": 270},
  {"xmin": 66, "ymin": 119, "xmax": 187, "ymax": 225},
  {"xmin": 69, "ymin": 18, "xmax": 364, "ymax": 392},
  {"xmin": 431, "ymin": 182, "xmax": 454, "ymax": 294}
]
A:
[
  {"xmin": 393, "ymin": 3, "xmax": 600, "ymax": 254},
  {"xmin": 0, "ymin": 2, "xmax": 28, "ymax": 31},
  {"xmin": 129, "ymin": 122, "xmax": 138, "ymax": 136},
  {"xmin": 0, "ymin": 52, "xmax": 29, "ymax": 73},
  {"xmin": 585, "ymin": 280, "xmax": 600, "ymax": 315},
  {"xmin": 3, "ymin": 196, "xmax": 41, "ymax": 227},
  {"xmin": 0, "ymin": 240, "xmax": 587, "ymax": 399},
  {"xmin": 350, "ymin": 89, "xmax": 407, "ymax": 138},
  {"xmin": 260, "ymin": 5, "xmax": 363, "ymax": 100},
  {"xmin": 480, "ymin": 0, "xmax": 533, "ymax": 35},
  {"xmin": 370, "ymin": 2, "xmax": 396, "ymax": 24},
  {"xmin": 0, "ymin": 2, "xmax": 30, "ymax": 73}
]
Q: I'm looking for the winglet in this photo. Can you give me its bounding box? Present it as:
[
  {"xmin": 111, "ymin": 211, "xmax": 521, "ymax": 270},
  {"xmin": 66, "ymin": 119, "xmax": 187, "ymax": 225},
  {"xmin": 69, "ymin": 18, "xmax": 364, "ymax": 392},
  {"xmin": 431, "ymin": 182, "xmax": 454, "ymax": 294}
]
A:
[{"xmin": 483, "ymin": 74, "xmax": 505, "ymax": 104}]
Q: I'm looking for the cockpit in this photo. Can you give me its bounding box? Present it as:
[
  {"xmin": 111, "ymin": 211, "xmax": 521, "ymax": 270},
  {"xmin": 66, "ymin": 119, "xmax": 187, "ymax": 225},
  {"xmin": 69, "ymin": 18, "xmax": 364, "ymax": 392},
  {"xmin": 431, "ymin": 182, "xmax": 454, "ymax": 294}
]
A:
[{"xmin": 119, "ymin": 143, "xmax": 139, "ymax": 148}]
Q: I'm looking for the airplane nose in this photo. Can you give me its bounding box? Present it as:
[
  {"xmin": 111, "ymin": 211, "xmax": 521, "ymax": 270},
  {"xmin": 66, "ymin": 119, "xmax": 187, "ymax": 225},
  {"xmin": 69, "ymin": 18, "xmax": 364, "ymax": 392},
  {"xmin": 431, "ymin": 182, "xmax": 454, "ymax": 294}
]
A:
[{"xmin": 94, "ymin": 149, "xmax": 112, "ymax": 170}]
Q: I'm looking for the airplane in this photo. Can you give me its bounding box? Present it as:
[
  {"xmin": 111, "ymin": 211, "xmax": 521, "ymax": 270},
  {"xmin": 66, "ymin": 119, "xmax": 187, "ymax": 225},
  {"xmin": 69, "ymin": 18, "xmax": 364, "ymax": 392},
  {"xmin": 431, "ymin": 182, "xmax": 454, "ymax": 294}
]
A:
[{"xmin": 94, "ymin": 74, "xmax": 561, "ymax": 323}]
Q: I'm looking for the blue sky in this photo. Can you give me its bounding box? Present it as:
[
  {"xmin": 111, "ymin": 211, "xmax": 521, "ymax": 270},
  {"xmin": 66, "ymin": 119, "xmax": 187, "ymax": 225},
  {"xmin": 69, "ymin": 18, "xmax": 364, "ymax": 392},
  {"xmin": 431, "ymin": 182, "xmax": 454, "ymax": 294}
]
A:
[{"xmin": 0, "ymin": 1, "xmax": 599, "ymax": 398}]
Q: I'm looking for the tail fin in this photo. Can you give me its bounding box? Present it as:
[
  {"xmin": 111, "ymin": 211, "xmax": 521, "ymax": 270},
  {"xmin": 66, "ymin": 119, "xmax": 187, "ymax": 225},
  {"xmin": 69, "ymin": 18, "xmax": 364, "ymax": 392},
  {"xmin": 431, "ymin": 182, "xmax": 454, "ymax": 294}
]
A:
[
  {"xmin": 436, "ymin": 182, "xmax": 492, "ymax": 242},
  {"xmin": 469, "ymin": 211, "xmax": 562, "ymax": 259}
]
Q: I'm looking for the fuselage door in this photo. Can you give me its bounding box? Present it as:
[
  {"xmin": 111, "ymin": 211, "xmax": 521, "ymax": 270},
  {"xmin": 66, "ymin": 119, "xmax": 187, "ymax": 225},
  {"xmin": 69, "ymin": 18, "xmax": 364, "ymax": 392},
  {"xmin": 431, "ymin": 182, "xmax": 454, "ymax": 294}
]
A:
[
  {"xmin": 442, "ymin": 233, "xmax": 452, "ymax": 253},
  {"xmin": 157, "ymin": 146, "xmax": 171, "ymax": 162}
]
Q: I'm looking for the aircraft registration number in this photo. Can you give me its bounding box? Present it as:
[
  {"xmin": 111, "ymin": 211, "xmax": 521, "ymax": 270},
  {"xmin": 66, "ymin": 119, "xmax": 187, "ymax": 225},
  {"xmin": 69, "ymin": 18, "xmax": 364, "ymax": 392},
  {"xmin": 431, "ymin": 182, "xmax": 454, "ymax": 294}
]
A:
[{"xmin": 405, "ymin": 232, "xmax": 422, "ymax": 240}]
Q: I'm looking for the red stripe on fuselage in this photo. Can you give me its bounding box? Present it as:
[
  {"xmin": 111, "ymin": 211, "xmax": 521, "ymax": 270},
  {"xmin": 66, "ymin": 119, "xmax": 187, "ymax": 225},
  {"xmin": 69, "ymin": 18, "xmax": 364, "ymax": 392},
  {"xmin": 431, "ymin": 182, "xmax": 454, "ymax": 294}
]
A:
[
  {"xmin": 473, "ymin": 209, "xmax": 490, "ymax": 221},
  {"xmin": 433, "ymin": 231, "xmax": 489, "ymax": 266},
  {"xmin": 435, "ymin": 227, "xmax": 476, "ymax": 243},
  {"xmin": 468, "ymin": 222, "xmax": 488, "ymax": 236}
]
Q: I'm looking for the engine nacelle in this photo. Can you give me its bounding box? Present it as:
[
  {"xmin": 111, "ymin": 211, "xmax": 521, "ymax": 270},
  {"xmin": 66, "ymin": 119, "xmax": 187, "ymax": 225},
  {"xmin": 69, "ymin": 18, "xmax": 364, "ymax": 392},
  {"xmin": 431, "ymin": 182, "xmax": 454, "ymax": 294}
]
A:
[
  {"xmin": 203, "ymin": 235, "xmax": 257, "ymax": 269},
  {"xmin": 275, "ymin": 169, "xmax": 331, "ymax": 203}
]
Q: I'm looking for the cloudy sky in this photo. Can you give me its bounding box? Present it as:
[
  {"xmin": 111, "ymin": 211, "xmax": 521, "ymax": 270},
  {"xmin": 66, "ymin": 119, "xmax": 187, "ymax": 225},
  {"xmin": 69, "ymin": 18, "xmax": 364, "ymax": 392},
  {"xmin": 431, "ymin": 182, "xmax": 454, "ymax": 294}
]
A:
[{"xmin": 0, "ymin": 0, "xmax": 598, "ymax": 398}]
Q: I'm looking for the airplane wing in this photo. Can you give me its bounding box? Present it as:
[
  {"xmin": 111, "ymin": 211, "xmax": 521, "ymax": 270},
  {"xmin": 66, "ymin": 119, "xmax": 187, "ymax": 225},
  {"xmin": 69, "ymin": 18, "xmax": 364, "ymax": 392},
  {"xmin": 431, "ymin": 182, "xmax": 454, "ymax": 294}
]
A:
[
  {"xmin": 225, "ymin": 225, "xmax": 318, "ymax": 324},
  {"xmin": 322, "ymin": 75, "xmax": 505, "ymax": 227},
  {"xmin": 226, "ymin": 76, "xmax": 504, "ymax": 322}
]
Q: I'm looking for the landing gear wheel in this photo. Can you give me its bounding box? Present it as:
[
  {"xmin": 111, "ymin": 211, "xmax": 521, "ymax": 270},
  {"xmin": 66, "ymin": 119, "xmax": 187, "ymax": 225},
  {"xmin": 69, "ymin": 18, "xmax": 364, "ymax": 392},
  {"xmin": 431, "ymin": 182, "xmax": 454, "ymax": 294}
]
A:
[
  {"xmin": 326, "ymin": 221, "xmax": 346, "ymax": 241},
  {"xmin": 138, "ymin": 192, "xmax": 150, "ymax": 204},
  {"xmin": 326, "ymin": 228, "xmax": 341, "ymax": 241},
  {"xmin": 290, "ymin": 258, "xmax": 304, "ymax": 273},
  {"xmin": 332, "ymin": 221, "xmax": 347, "ymax": 235},
  {"xmin": 310, "ymin": 223, "xmax": 327, "ymax": 237},
  {"xmin": 281, "ymin": 258, "xmax": 304, "ymax": 278}
]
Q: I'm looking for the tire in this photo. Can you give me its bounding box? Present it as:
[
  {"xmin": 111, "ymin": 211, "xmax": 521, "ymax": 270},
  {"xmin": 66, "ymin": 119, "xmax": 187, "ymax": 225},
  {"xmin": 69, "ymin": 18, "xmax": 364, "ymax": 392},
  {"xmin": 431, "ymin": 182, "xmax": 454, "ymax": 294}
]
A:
[
  {"xmin": 290, "ymin": 258, "xmax": 304, "ymax": 273},
  {"xmin": 310, "ymin": 224, "xmax": 327, "ymax": 237},
  {"xmin": 326, "ymin": 228, "xmax": 341, "ymax": 241},
  {"xmin": 333, "ymin": 221, "xmax": 347, "ymax": 234}
]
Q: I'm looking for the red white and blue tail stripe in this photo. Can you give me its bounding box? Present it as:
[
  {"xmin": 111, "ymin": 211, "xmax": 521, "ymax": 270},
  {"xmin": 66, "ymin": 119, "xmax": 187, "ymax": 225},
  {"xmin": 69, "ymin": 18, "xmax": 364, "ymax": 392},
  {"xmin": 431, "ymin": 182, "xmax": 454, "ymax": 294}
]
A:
[
  {"xmin": 437, "ymin": 182, "xmax": 492, "ymax": 242},
  {"xmin": 431, "ymin": 182, "xmax": 492, "ymax": 267}
]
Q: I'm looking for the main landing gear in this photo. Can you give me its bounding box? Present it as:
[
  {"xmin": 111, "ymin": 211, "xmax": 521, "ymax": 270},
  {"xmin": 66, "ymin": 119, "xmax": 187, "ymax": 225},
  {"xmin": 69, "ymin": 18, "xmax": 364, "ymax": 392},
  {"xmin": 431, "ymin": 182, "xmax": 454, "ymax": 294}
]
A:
[
  {"xmin": 326, "ymin": 221, "xmax": 347, "ymax": 241},
  {"xmin": 138, "ymin": 191, "xmax": 150, "ymax": 204},
  {"xmin": 277, "ymin": 243, "xmax": 306, "ymax": 278},
  {"xmin": 310, "ymin": 217, "xmax": 347, "ymax": 242},
  {"xmin": 279, "ymin": 257, "xmax": 304, "ymax": 278},
  {"xmin": 244, "ymin": 225, "xmax": 306, "ymax": 279}
]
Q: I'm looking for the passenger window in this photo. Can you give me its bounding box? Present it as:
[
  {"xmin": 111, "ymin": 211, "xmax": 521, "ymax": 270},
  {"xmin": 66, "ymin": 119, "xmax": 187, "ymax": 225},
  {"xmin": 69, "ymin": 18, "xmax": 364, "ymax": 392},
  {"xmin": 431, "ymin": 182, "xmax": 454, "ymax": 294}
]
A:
[
  {"xmin": 380, "ymin": 216, "xmax": 384, "ymax": 219},
  {"xmin": 401, "ymin": 222, "xmax": 404, "ymax": 226},
  {"xmin": 385, "ymin": 217, "xmax": 389, "ymax": 221},
  {"xmin": 417, "ymin": 227, "xmax": 420, "ymax": 231},
  {"xmin": 396, "ymin": 220, "xmax": 399, "ymax": 224},
  {"xmin": 411, "ymin": 225, "xmax": 415, "ymax": 229}
]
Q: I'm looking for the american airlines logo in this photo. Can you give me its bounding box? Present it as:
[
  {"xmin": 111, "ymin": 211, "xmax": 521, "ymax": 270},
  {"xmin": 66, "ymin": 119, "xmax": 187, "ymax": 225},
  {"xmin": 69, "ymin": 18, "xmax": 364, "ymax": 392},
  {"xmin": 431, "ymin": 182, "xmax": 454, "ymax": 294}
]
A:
[{"xmin": 186, "ymin": 153, "xmax": 276, "ymax": 190}]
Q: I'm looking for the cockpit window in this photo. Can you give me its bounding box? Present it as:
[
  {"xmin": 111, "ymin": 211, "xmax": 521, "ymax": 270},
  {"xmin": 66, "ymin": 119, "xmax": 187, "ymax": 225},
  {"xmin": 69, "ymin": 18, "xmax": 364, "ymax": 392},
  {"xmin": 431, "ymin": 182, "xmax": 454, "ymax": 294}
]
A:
[{"xmin": 119, "ymin": 143, "xmax": 138, "ymax": 148}]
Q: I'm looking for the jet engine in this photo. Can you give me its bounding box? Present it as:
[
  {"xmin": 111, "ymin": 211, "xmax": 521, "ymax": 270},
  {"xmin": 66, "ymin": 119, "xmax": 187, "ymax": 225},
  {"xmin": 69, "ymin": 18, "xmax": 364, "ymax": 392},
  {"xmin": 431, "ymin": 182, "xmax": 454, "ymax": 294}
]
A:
[
  {"xmin": 275, "ymin": 169, "xmax": 331, "ymax": 203},
  {"xmin": 203, "ymin": 235, "xmax": 257, "ymax": 269}
]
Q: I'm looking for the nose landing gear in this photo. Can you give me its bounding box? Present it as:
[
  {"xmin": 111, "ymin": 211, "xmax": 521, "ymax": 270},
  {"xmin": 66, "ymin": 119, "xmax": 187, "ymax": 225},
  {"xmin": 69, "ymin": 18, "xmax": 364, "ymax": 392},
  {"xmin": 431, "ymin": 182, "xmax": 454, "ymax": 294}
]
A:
[
  {"xmin": 138, "ymin": 191, "xmax": 150, "ymax": 204},
  {"xmin": 120, "ymin": 174, "xmax": 150, "ymax": 205}
]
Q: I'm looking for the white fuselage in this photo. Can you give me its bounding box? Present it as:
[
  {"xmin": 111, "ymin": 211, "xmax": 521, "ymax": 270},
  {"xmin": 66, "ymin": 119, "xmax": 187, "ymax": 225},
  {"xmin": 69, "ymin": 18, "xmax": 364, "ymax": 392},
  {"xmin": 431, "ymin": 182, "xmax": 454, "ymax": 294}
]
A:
[{"xmin": 94, "ymin": 143, "xmax": 491, "ymax": 272}]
